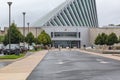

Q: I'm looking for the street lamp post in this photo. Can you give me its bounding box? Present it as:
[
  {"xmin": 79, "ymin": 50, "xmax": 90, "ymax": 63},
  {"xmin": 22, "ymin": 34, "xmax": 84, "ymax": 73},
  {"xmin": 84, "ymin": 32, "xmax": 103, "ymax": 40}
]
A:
[
  {"xmin": 22, "ymin": 12, "xmax": 26, "ymax": 47},
  {"xmin": 36, "ymin": 27, "xmax": 37, "ymax": 44},
  {"xmin": 7, "ymin": 2, "xmax": 12, "ymax": 50},
  {"xmin": 27, "ymin": 22, "xmax": 30, "ymax": 34},
  {"xmin": 27, "ymin": 22, "xmax": 30, "ymax": 50}
]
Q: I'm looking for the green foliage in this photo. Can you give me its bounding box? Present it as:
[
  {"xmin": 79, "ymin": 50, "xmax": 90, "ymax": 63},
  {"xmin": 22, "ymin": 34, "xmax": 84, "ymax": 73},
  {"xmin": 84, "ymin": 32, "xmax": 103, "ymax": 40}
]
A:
[
  {"xmin": 0, "ymin": 36, "xmax": 4, "ymax": 43},
  {"xmin": 3, "ymin": 35, "xmax": 8, "ymax": 45},
  {"xmin": 108, "ymin": 24, "xmax": 115, "ymax": 26},
  {"xmin": 116, "ymin": 24, "xmax": 120, "ymax": 26},
  {"xmin": 118, "ymin": 37, "xmax": 120, "ymax": 43},
  {"xmin": 95, "ymin": 32, "xmax": 119, "ymax": 46},
  {"xmin": 95, "ymin": 34, "xmax": 101, "ymax": 45},
  {"xmin": 94, "ymin": 33, "xmax": 108, "ymax": 45},
  {"xmin": 0, "ymin": 54, "xmax": 25, "ymax": 59},
  {"xmin": 106, "ymin": 33, "xmax": 118, "ymax": 45},
  {"xmin": 3, "ymin": 23, "xmax": 24, "ymax": 45},
  {"xmin": 100, "ymin": 33, "xmax": 108, "ymax": 45},
  {"xmin": 34, "ymin": 38, "xmax": 39, "ymax": 44},
  {"xmin": 37, "ymin": 30, "xmax": 51, "ymax": 45},
  {"xmin": 118, "ymin": 36, "xmax": 120, "ymax": 43},
  {"xmin": 25, "ymin": 32, "xmax": 35, "ymax": 45}
]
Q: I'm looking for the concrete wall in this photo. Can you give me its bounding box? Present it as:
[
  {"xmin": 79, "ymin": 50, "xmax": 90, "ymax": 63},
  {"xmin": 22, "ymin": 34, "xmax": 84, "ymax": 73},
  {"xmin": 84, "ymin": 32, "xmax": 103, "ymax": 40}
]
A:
[
  {"xmin": 90, "ymin": 28, "xmax": 120, "ymax": 45},
  {"xmin": 1, "ymin": 27, "xmax": 43, "ymax": 37},
  {"xmin": 0, "ymin": 30, "xmax": 5, "ymax": 36},
  {"xmin": 42, "ymin": 26, "xmax": 90, "ymax": 47}
]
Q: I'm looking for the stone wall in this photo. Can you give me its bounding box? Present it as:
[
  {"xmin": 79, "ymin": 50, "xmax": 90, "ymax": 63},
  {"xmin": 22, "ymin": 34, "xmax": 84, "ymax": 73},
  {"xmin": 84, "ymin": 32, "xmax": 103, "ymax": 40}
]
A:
[{"xmin": 90, "ymin": 27, "xmax": 120, "ymax": 45}]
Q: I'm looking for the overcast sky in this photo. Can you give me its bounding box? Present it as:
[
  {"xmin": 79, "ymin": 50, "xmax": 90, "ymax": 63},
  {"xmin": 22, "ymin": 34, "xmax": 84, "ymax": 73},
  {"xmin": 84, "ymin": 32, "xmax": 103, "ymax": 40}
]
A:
[{"xmin": 0, "ymin": 0, "xmax": 120, "ymax": 28}]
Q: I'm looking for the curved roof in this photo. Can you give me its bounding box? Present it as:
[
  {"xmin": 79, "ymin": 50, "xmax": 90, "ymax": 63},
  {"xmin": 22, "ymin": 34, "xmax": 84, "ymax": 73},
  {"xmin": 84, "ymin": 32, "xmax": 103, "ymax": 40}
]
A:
[
  {"xmin": 33, "ymin": 0, "xmax": 73, "ymax": 27},
  {"xmin": 33, "ymin": 0, "xmax": 98, "ymax": 27}
]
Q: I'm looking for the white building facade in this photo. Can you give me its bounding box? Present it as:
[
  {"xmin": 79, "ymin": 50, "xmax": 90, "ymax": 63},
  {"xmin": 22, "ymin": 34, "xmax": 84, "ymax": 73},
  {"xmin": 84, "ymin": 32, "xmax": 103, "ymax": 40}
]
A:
[
  {"xmin": 33, "ymin": 0, "xmax": 98, "ymax": 48},
  {"xmin": 42, "ymin": 26, "xmax": 90, "ymax": 48}
]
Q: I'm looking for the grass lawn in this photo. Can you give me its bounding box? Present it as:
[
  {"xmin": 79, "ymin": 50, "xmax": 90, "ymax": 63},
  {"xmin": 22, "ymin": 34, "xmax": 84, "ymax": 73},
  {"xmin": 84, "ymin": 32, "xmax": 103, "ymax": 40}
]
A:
[{"xmin": 0, "ymin": 54, "xmax": 25, "ymax": 59}]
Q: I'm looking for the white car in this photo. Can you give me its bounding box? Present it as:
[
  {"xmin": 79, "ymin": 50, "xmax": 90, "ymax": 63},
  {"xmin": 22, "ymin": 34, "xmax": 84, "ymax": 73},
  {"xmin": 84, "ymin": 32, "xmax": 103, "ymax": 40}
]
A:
[{"xmin": 29, "ymin": 46, "xmax": 34, "ymax": 50}]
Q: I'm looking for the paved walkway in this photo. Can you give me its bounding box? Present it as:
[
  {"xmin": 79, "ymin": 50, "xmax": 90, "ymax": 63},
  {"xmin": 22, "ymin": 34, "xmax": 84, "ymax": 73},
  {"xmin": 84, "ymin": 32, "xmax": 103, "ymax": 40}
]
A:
[
  {"xmin": 78, "ymin": 49, "xmax": 120, "ymax": 61},
  {"xmin": 0, "ymin": 50, "xmax": 48, "ymax": 80}
]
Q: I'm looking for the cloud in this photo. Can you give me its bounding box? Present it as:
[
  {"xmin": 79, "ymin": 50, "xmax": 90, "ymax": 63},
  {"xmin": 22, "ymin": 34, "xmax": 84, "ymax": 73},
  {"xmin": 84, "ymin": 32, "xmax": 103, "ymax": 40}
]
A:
[
  {"xmin": 96, "ymin": 0, "xmax": 120, "ymax": 26},
  {"xmin": 0, "ymin": 0, "xmax": 66, "ymax": 28},
  {"xmin": 0, "ymin": 0, "xmax": 120, "ymax": 28}
]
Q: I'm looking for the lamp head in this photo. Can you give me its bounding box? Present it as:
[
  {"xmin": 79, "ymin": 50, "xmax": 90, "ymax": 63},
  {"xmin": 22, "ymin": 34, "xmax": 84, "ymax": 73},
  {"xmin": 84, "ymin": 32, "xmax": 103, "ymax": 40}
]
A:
[
  {"xmin": 7, "ymin": 2, "xmax": 12, "ymax": 6},
  {"xmin": 27, "ymin": 22, "xmax": 30, "ymax": 25},
  {"xmin": 23, "ymin": 12, "xmax": 26, "ymax": 15}
]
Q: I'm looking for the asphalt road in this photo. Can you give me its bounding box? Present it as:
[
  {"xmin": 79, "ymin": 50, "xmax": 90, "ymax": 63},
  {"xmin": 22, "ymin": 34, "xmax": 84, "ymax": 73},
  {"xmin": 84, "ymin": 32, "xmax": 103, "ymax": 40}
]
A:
[
  {"xmin": 0, "ymin": 61, "xmax": 12, "ymax": 68},
  {"xmin": 0, "ymin": 54, "xmax": 12, "ymax": 68},
  {"xmin": 27, "ymin": 51, "xmax": 120, "ymax": 80}
]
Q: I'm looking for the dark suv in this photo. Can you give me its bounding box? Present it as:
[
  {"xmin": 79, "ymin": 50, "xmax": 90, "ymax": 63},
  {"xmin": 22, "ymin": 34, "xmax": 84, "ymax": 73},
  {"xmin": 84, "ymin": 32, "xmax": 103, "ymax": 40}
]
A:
[{"xmin": 3, "ymin": 44, "xmax": 20, "ymax": 55}]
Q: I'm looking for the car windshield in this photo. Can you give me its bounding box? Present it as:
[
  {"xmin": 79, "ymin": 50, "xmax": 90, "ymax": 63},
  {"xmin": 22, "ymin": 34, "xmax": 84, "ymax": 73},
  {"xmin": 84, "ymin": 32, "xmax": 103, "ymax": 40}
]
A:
[{"xmin": 5, "ymin": 44, "xmax": 20, "ymax": 49}]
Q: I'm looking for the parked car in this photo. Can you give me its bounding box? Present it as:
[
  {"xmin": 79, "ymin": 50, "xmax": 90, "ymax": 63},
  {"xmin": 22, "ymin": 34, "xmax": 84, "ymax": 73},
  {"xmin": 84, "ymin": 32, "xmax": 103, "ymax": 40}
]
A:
[
  {"xmin": 29, "ymin": 46, "xmax": 34, "ymax": 50},
  {"xmin": 0, "ymin": 44, "xmax": 4, "ymax": 54},
  {"xmin": 3, "ymin": 44, "xmax": 20, "ymax": 55},
  {"xmin": 20, "ymin": 46, "xmax": 28, "ymax": 53}
]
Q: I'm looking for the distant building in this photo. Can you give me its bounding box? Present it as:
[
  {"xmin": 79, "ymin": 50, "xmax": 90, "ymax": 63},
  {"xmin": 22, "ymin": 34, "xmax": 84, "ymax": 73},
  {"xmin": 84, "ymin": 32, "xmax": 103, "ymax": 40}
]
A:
[
  {"xmin": 1, "ymin": 27, "xmax": 120, "ymax": 48},
  {"xmin": 42, "ymin": 26, "xmax": 90, "ymax": 48},
  {"xmin": 0, "ymin": 0, "xmax": 98, "ymax": 48},
  {"xmin": 33, "ymin": 0, "xmax": 98, "ymax": 48},
  {"xmin": 2, "ymin": 0, "xmax": 119, "ymax": 48}
]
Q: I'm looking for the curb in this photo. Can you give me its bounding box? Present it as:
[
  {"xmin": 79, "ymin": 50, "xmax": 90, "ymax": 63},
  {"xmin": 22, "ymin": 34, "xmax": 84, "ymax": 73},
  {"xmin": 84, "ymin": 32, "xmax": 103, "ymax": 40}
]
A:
[{"xmin": 79, "ymin": 49, "xmax": 120, "ymax": 61}]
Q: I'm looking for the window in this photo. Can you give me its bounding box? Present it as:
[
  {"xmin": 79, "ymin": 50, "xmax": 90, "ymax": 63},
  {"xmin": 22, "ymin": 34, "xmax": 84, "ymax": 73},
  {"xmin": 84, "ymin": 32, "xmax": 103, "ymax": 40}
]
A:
[
  {"xmin": 51, "ymin": 32, "xmax": 53, "ymax": 38},
  {"xmin": 79, "ymin": 32, "xmax": 81, "ymax": 38},
  {"xmin": 54, "ymin": 32, "xmax": 77, "ymax": 38}
]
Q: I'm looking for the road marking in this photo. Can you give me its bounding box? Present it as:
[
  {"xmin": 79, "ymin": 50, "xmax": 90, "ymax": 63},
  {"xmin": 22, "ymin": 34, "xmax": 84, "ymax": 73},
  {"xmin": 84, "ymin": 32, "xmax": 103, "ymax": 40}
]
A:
[
  {"xmin": 57, "ymin": 62, "xmax": 64, "ymax": 64},
  {"xmin": 100, "ymin": 61, "xmax": 109, "ymax": 64},
  {"xmin": 96, "ymin": 59, "xmax": 109, "ymax": 64},
  {"xmin": 96, "ymin": 59, "xmax": 102, "ymax": 61}
]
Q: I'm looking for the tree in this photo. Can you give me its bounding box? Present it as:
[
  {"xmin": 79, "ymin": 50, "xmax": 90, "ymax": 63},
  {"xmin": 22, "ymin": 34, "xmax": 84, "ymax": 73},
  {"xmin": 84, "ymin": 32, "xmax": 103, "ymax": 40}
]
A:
[
  {"xmin": 116, "ymin": 24, "xmax": 120, "ymax": 26},
  {"xmin": 108, "ymin": 24, "xmax": 115, "ymax": 26},
  {"xmin": 106, "ymin": 33, "xmax": 118, "ymax": 45},
  {"xmin": 25, "ymin": 32, "xmax": 35, "ymax": 45},
  {"xmin": 3, "ymin": 23, "xmax": 24, "ymax": 45},
  {"xmin": 94, "ymin": 34, "xmax": 101, "ymax": 45},
  {"xmin": 94, "ymin": 33, "xmax": 108, "ymax": 45},
  {"xmin": 100, "ymin": 33, "xmax": 108, "ymax": 45},
  {"xmin": 34, "ymin": 38, "xmax": 39, "ymax": 44},
  {"xmin": 37, "ymin": 30, "xmax": 51, "ymax": 45},
  {"xmin": 0, "ymin": 36, "xmax": 4, "ymax": 43},
  {"xmin": 118, "ymin": 36, "xmax": 120, "ymax": 43},
  {"xmin": 3, "ymin": 34, "xmax": 8, "ymax": 45}
]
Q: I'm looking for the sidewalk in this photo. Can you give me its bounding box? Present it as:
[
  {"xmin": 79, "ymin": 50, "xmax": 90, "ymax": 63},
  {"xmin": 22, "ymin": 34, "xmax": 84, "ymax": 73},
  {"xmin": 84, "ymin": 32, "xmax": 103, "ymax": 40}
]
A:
[
  {"xmin": 0, "ymin": 50, "xmax": 48, "ymax": 80},
  {"xmin": 78, "ymin": 49, "xmax": 120, "ymax": 61}
]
